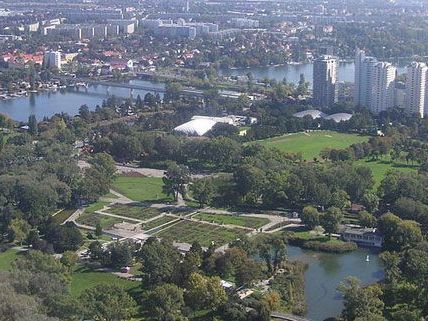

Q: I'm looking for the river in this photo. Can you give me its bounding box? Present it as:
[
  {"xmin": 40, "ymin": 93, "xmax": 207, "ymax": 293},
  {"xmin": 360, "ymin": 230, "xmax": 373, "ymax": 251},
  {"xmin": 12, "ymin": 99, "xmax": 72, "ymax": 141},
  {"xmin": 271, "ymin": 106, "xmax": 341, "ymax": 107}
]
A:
[
  {"xmin": 0, "ymin": 79, "xmax": 165, "ymax": 122},
  {"xmin": 219, "ymin": 62, "xmax": 407, "ymax": 87},
  {"xmin": 288, "ymin": 245, "xmax": 384, "ymax": 321},
  {"xmin": 0, "ymin": 62, "xmax": 410, "ymax": 122}
]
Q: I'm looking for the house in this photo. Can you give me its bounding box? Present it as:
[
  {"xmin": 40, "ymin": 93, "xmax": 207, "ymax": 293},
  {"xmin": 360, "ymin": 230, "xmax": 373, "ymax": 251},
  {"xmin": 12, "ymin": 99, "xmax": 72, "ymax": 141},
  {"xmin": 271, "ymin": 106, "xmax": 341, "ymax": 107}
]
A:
[{"xmin": 341, "ymin": 227, "xmax": 383, "ymax": 248}]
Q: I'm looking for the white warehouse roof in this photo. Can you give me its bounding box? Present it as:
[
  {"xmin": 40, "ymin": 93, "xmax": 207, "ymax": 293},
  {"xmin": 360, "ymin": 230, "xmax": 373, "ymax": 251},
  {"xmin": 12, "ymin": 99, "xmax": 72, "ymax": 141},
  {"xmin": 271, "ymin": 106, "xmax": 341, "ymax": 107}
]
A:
[
  {"xmin": 323, "ymin": 113, "xmax": 353, "ymax": 123},
  {"xmin": 293, "ymin": 109, "xmax": 327, "ymax": 119},
  {"xmin": 174, "ymin": 118, "xmax": 218, "ymax": 136}
]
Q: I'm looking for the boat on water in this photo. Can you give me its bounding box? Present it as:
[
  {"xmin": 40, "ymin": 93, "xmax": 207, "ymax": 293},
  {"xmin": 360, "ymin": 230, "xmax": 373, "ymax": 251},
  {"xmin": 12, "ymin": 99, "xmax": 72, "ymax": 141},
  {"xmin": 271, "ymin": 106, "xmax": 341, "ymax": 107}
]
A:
[{"xmin": 366, "ymin": 255, "xmax": 370, "ymax": 262}]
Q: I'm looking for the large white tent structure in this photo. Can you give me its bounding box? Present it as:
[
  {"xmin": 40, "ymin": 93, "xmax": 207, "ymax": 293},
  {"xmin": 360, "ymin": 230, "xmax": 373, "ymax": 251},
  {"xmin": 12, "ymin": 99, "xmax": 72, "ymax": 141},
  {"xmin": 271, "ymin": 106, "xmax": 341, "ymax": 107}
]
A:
[
  {"xmin": 323, "ymin": 113, "xmax": 353, "ymax": 122},
  {"xmin": 174, "ymin": 118, "xmax": 219, "ymax": 136},
  {"xmin": 293, "ymin": 109, "xmax": 327, "ymax": 119},
  {"xmin": 293, "ymin": 109, "xmax": 353, "ymax": 123}
]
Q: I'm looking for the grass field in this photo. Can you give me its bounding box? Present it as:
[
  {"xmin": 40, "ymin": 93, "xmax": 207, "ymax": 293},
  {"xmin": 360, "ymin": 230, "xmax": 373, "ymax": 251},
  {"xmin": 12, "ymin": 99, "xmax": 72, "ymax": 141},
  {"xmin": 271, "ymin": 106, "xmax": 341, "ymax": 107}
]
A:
[
  {"xmin": 70, "ymin": 265, "xmax": 140, "ymax": 296},
  {"xmin": 77, "ymin": 212, "xmax": 137, "ymax": 229},
  {"xmin": 255, "ymin": 131, "xmax": 369, "ymax": 160},
  {"xmin": 142, "ymin": 215, "xmax": 178, "ymax": 231},
  {"xmin": 106, "ymin": 203, "xmax": 164, "ymax": 221},
  {"xmin": 0, "ymin": 249, "xmax": 21, "ymax": 270},
  {"xmin": 112, "ymin": 176, "xmax": 172, "ymax": 202},
  {"xmin": 193, "ymin": 213, "xmax": 269, "ymax": 229},
  {"xmin": 156, "ymin": 220, "xmax": 247, "ymax": 247},
  {"xmin": 356, "ymin": 157, "xmax": 418, "ymax": 187}
]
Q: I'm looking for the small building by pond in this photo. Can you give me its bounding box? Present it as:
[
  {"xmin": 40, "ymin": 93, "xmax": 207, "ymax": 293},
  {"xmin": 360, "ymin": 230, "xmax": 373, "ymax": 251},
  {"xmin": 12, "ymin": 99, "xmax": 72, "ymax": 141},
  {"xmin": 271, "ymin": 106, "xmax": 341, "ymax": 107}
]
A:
[{"xmin": 341, "ymin": 227, "xmax": 383, "ymax": 248}]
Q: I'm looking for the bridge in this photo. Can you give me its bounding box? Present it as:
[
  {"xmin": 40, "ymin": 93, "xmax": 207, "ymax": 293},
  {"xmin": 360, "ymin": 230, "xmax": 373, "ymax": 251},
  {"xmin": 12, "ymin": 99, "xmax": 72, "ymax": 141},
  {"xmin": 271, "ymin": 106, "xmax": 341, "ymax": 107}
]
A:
[
  {"xmin": 58, "ymin": 76, "xmax": 205, "ymax": 97},
  {"xmin": 271, "ymin": 311, "xmax": 311, "ymax": 321}
]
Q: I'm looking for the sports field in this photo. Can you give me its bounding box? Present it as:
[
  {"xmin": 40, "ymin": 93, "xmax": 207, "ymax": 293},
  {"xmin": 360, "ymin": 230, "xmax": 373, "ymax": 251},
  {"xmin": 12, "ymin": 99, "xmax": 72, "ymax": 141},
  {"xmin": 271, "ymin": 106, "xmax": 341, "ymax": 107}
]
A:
[{"xmin": 255, "ymin": 131, "xmax": 369, "ymax": 160}]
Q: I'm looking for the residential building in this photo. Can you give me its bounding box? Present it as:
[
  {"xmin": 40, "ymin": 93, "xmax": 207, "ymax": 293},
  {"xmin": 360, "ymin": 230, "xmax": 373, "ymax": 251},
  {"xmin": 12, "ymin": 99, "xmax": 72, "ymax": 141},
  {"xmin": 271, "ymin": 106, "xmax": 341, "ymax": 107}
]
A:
[
  {"xmin": 231, "ymin": 18, "xmax": 259, "ymax": 28},
  {"xmin": 354, "ymin": 48, "xmax": 378, "ymax": 108},
  {"xmin": 44, "ymin": 51, "xmax": 61, "ymax": 69},
  {"xmin": 369, "ymin": 62, "xmax": 396, "ymax": 114},
  {"xmin": 405, "ymin": 62, "xmax": 427, "ymax": 118},
  {"xmin": 313, "ymin": 55, "xmax": 338, "ymax": 108}
]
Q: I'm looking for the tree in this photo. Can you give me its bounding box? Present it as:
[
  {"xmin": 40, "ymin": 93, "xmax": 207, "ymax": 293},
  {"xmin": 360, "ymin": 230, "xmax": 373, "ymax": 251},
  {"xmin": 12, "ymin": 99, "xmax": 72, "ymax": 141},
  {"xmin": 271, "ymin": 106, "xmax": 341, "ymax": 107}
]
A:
[
  {"xmin": 0, "ymin": 281, "xmax": 57, "ymax": 321},
  {"xmin": 78, "ymin": 105, "xmax": 91, "ymax": 122},
  {"xmin": 162, "ymin": 162, "xmax": 190, "ymax": 201},
  {"xmin": 89, "ymin": 152, "xmax": 117, "ymax": 180},
  {"xmin": 378, "ymin": 213, "xmax": 423, "ymax": 251},
  {"xmin": 321, "ymin": 207, "xmax": 344, "ymax": 236},
  {"xmin": 338, "ymin": 277, "xmax": 384, "ymax": 321},
  {"xmin": 185, "ymin": 272, "xmax": 227, "ymax": 310},
  {"xmin": 358, "ymin": 211, "xmax": 377, "ymax": 228},
  {"xmin": 262, "ymin": 291, "xmax": 281, "ymax": 311},
  {"xmin": 139, "ymin": 238, "xmax": 181, "ymax": 286},
  {"xmin": 44, "ymin": 223, "xmax": 84, "ymax": 253},
  {"xmin": 95, "ymin": 223, "xmax": 103, "ymax": 237},
  {"xmin": 164, "ymin": 82, "xmax": 183, "ymax": 101},
  {"xmin": 146, "ymin": 284, "xmax": 186, "ymax": 321},
  {"xmin": 9, "ymin": 218, "xmax": 31, "ymax": 245},
  {"xmin": 108, "ymin": 241, "xmax": 134, "ymax": 269},
  {"xmin": 60, "ymin": 251, "xmax": 78, "ymax": 270},
  {"xmin": 301, "ymin": 206, "xmax": 320, "ymax": 230},
  {"xmin": 28, "ymin": 114, "xmax": 38, "ymax": 135},
  {"xmin": 361, "ymin": 193, "xmax": 379, "ymax": 213},
  {"xmin": 329, "ymin": 190, "xmax": 351, "ymax": 210},
  {"xmin": 80, "ymin": 284, "xmax": 137, "ymax": 321},
  {"xmin": 190, "ymin": 178, "xmax": 214, "ymax": 207}
]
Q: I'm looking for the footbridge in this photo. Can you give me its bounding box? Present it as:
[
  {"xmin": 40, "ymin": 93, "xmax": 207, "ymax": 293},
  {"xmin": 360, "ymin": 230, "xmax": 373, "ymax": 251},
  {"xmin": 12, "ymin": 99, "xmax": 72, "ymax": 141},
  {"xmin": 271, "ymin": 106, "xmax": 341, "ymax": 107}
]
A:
[{"xmin": 271, "ymin": 312, "xmax": 311, "ymax": 321}]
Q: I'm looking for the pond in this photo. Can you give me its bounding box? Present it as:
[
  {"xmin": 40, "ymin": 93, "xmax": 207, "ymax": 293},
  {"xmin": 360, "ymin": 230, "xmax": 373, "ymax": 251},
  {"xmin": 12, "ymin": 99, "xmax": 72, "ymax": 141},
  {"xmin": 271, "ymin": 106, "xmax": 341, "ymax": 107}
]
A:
[{"xmin": 288, "ymin": 245, "xmax": 384, "ymax": 321}]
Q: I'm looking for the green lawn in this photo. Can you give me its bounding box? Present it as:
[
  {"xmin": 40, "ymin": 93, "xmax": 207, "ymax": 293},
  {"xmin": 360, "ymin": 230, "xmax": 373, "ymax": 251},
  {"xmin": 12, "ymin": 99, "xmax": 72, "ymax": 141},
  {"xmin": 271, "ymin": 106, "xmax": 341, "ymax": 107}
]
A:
[
  {"xmin": 155, "ymin": 220, "xmax": 247, "ymax": 247},
  {"xmin": 0, "ymin": 249, "xmax": 21, "ymax": 270},
  {"xmin": 106, "ymin": 203, "xmax": 165, "ymax": 221},
  {"xmin": 142, "ymin": 215, "xmax": 178, "ymax": 231},
  {"xmin": 76, "ymin": 212, "xmax": 137, "ymax": 229},
  {"xmin": 193, "ymin": 213, "xmax": 269, "ymax": 229},
  {"xmin": 355, "ymin": 157, "xmax": 418, "ymax": 188},
  {"xmin": 70, "ymin": 265, "xmax": 140, "ymax": 296},
  {"xmin": 254, "ymin": 131, "xmax": 369, "ymax": 160},
  {"xmin": 112, "ymin": 176, "xmax": 172, "ymax": 202}
]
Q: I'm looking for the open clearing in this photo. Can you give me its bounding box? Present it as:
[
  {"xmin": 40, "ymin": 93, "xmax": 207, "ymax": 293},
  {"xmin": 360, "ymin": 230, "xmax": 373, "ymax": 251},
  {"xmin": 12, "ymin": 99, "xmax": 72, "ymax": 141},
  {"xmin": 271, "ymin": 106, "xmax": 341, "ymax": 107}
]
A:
[
  {"xmin": 112, "ymin": 176, "xmax": 172, "ymax": 202},
  {"xmin": 193, "ymin": 212, "xmax": 269, "ymax": 229},
  {"xmin": 254, "ymin": 131, "xmax": 369, "ymax": 160},
  {"xmin": 355, "ymin": 156, "xmax": 418, "ymax": 187},
  {"xmin": 0, "ymin": 249, "xmax": 21, "ymax": 270},
  {"xmin": 155, "ymin": 220, "xmax": 247, "ymax": 247},
  {"xmin": 70, "ymin": 265, "xmax": 140, "ymax": 296}
]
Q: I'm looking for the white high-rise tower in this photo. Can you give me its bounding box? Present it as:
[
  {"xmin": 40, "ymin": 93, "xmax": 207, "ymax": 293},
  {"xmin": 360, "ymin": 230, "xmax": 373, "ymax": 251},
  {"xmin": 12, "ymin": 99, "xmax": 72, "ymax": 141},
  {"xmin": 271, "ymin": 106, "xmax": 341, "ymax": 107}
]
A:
[
  {"xmin": 405, "ymin": 62, "xmax": 427, "ymax": 118},
  {"xmin": 369, "ymin": 62, "xmax": 396, "ymax": 114}
]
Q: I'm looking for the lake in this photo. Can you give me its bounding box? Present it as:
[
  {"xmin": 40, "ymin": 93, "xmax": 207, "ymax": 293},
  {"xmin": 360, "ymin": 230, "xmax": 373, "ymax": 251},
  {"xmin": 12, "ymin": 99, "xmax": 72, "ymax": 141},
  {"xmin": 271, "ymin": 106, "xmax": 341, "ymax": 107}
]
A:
[
  {"xmin": 0, "ymin": 79, "xmax": 165, "ymax": 122},
  {"xmin": 219, "ymin": 62, "xmax": 407, "ymax": 87},
  {"xmin": 288, "ymin": 245, "xmax": 384, "ymax": 321}
]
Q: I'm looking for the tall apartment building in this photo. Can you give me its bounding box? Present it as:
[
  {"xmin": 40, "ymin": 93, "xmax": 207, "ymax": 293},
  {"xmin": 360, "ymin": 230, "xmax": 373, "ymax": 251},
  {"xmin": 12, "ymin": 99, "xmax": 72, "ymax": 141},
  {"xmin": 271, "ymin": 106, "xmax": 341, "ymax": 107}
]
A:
[
  {"xmin": 405, "ymin": 62, "xmax": 427, "ymax": 118},
  {"xmin": 354, "ymin": 48, "xmax": 378, "ymax": 108},
  {"xmin": 354, "ymin": 49, "xmax": 396, "ymax": 114},
  {"xmin": 369, "ymin": 62, "xmax": 396, "ymax": 114},
  {"xmin": 44, "ymin": 51, "xmax": 61, "ymax": 70},
  {"xmin": 313, "ymin": 55, "xmax": 338, "ymax": 109}
]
